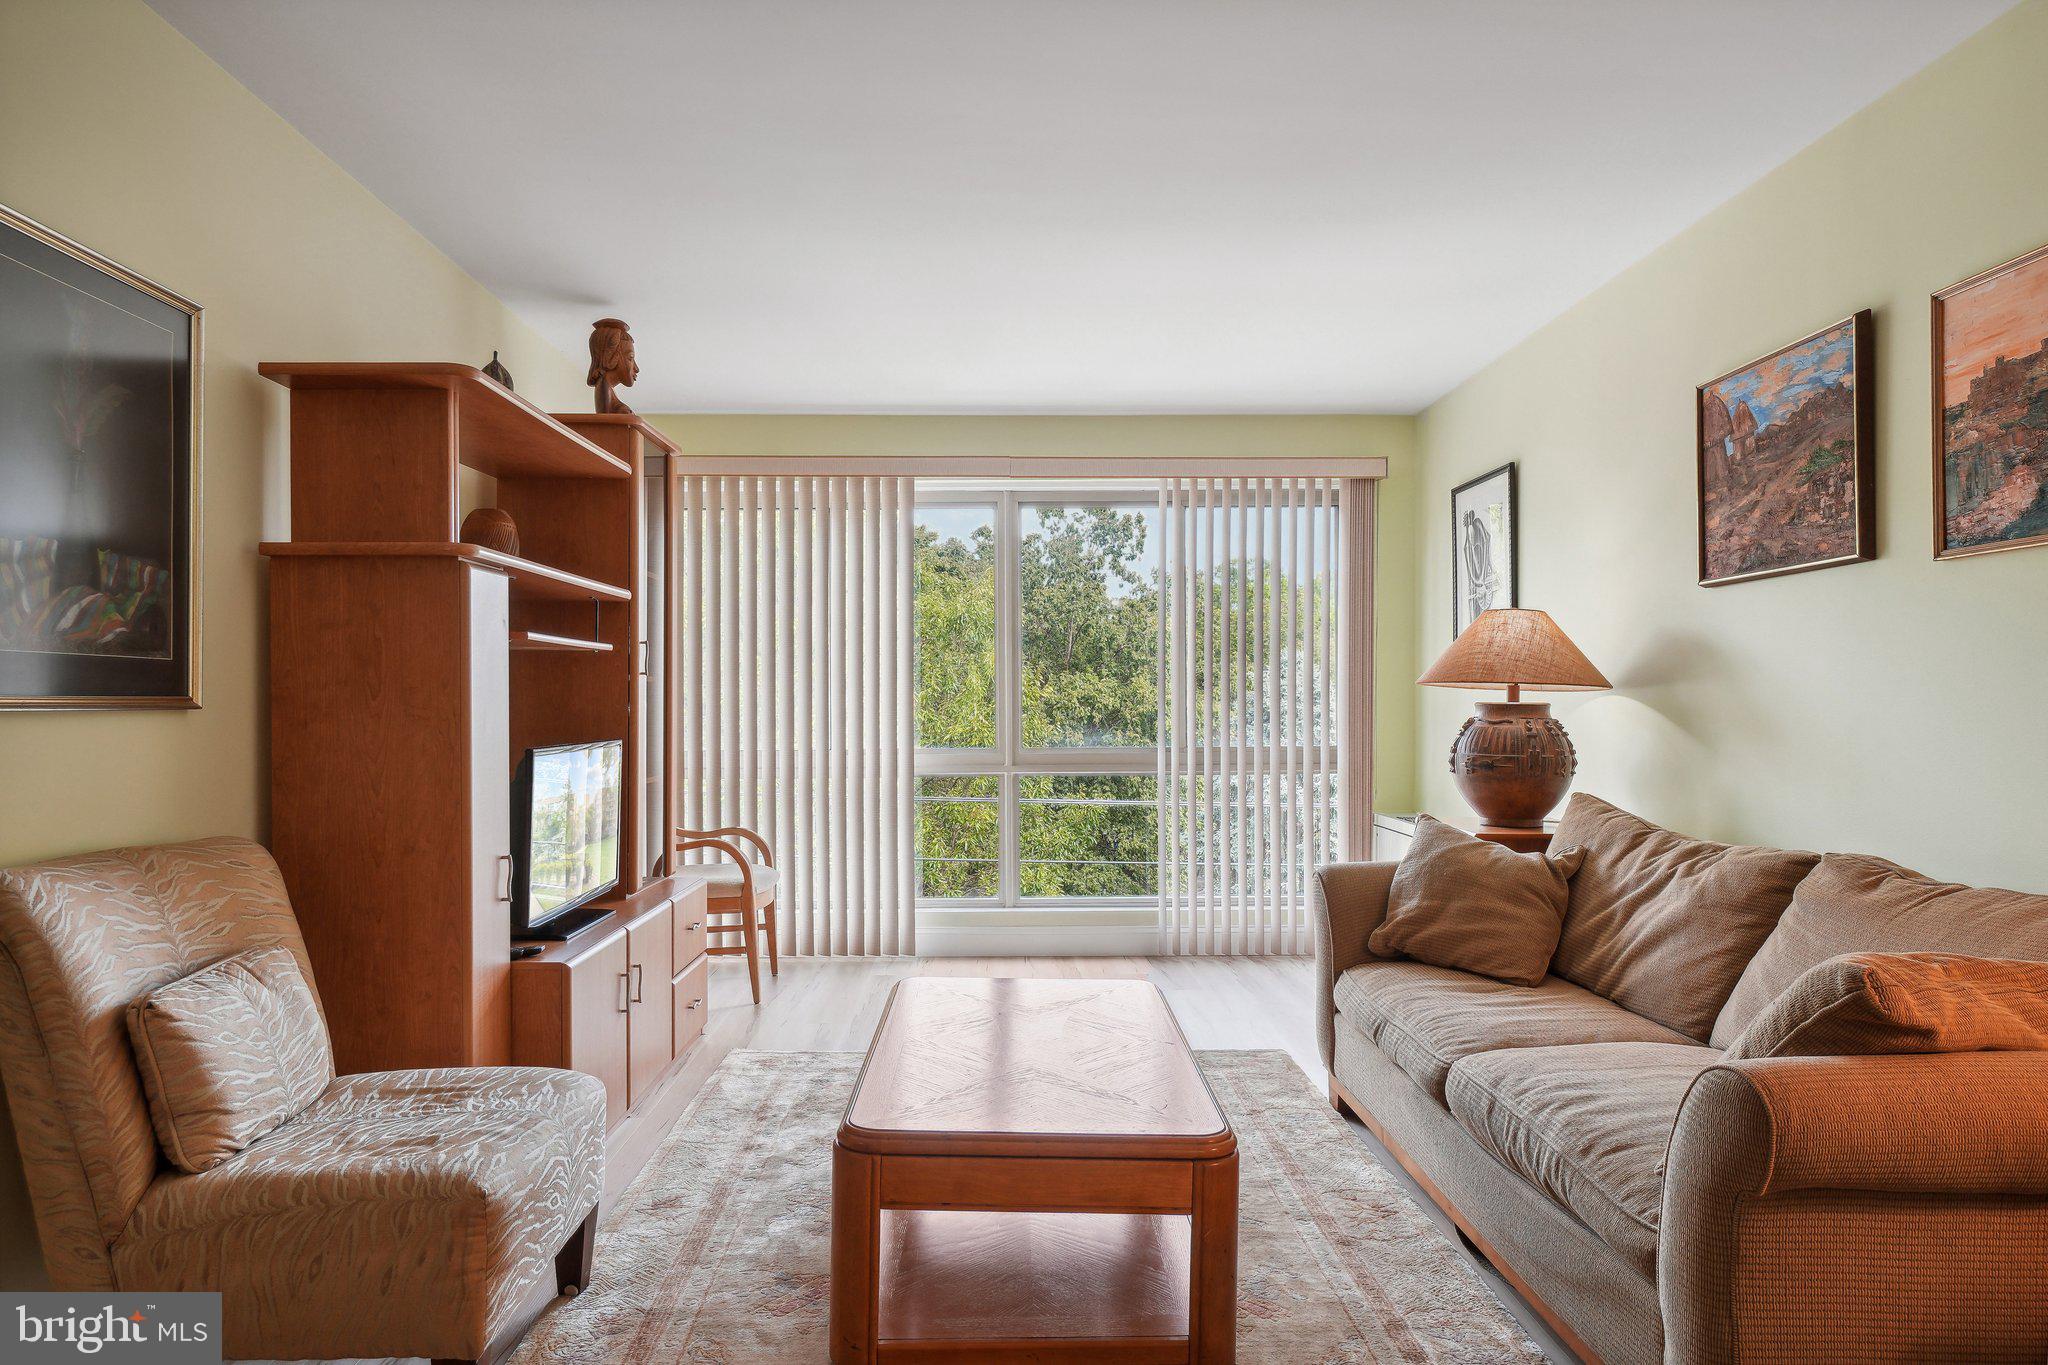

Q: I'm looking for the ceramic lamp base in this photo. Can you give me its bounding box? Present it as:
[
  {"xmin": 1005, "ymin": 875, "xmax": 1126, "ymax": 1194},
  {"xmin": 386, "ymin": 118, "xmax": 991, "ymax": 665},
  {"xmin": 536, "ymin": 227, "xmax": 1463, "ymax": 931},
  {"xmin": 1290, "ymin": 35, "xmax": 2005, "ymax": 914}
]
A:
[{"xmin": 1446, "ymin": 701, "xmax": 1578, "ymax": 828}]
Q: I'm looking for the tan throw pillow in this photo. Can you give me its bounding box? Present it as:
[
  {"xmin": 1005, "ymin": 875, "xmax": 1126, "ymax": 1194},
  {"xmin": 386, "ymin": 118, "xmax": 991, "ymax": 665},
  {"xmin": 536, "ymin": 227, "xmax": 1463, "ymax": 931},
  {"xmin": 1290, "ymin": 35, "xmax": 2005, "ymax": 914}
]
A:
[
  {"xmin": 125, "ymin": 945, "xmax": 334, "ymax": 1173},
  {"xmin": 1726, "ymin": 952, "xmax": 2048, "ymax": 1060},
  {"xmin": 1710, "ymin": 852, "xmax": 2048, "ymax": 1048},
  {"xmin": 1368, "ymin": 815, "xmax": 1586, "ymax": 987},
  {"xmin": 1549, "ymin": 794, "xmax": 1819, "ymax": 1041}
]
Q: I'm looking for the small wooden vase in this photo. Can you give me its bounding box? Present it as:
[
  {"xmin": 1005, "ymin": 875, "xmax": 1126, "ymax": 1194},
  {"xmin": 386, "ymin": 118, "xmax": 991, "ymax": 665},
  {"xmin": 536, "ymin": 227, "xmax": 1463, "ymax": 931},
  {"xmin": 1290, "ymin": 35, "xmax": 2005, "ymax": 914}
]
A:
[
  {"xmin": 1446, "ymin": 701, "xmax": 1577, "ymax": 828},
  {"xmin": 460, "ymin": 506, "xmax": 520, "ymax": 556}
]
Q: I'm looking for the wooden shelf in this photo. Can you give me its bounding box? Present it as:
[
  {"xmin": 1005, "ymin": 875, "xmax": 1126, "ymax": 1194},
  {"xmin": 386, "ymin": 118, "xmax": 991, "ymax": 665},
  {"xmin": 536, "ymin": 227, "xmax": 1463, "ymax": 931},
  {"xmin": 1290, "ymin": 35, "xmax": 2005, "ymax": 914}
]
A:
[
  {"xmin": 876, "ymin": 1210, "xmax": 1189, "ymax": 1352},
  {"xmin": 259, "ymin": 541, "xmax": 632, "ymax": 604},
  {"xmin": 259, "ymin": 362, "xmax": 633, "ymax": 481},
  {"xmin": 553, "ymin": 410, "xmax": 681, "ymax": 456},
  {"xmin": 510, "ymin": 630, "xmax": 612, "ymax": 653}
]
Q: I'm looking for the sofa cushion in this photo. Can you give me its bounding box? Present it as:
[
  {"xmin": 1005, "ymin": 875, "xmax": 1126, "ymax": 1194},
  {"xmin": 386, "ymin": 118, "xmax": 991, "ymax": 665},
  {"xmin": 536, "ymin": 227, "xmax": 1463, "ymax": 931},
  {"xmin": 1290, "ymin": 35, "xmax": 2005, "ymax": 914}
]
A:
[
  {"xmin": 125, "ymin": 946, "xmax": 334, "ymax": 1173},
  {"xmin": 1550, "ymin": 794, "xmax": 1819, "ymax": 1042},
  {"xmin": 1712, "ymin": 853, "xmax": 2048, "ymax": 1047},
  {"xmin": 1725, "ymin": 952, "xmax": 2048, "ymax": 1061},
  {"xmin": 1446, "ymin": 1041, "xmax": 1721, "ymax": 1276},
  {"xmin": 1368, "ymin": 815, "xmax": 1586, "ymax": 987},
  {"xmin": 113, "ymin": 1065, "xmax": 606, "ymax": 1361},
  {"xmin": 1331, "ymin": 959, "xmax": 1695, "ymax": 1101}
]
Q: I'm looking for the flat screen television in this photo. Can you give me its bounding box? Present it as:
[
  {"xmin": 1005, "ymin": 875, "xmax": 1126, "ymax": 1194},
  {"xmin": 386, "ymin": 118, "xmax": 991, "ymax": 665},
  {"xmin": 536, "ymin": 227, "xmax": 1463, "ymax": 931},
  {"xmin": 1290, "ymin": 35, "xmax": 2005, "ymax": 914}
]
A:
[{"xmin": 511, "ymin": 739, "xmax": 624, "ymax": 939}]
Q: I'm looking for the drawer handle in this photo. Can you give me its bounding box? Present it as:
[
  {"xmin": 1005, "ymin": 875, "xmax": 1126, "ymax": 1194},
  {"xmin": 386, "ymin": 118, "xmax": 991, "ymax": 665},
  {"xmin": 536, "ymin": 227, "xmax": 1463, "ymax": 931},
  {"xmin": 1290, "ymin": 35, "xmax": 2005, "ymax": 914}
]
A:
[
  {"xmin": 630, "ymin": 962, "xmax": 644, "ymax": 1003},
  {"xmin": 687, "ymin": 998, "xmax": 703, "ymax": 1011},
  {"xmin": 617, "ymin": 971, "xmax": 631, "ymax": 1014},
  {"xmin": 686, "ymin": 921, "xmax": 702, "ymax": 932}
]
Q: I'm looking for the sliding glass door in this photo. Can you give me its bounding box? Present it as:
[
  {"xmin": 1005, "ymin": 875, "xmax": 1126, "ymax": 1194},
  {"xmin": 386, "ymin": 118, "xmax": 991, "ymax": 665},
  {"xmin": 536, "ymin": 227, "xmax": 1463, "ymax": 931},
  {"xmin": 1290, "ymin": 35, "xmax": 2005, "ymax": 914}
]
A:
[{"xmin": 914, "ymin": 488, "xmax": 1161, "ymax": 909}]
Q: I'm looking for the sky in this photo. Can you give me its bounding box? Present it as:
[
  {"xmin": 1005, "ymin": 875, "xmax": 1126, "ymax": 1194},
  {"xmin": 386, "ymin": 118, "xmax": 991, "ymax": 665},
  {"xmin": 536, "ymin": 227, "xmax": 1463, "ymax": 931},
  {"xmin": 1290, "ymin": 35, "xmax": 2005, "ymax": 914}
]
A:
[
  {"xmin": 1707, "ymin": 319, "xmax": 1855, "ymax": 429},
  {"xmin": 1942, "ymin": 250, "xmax": 2048, "ymax": 407}
]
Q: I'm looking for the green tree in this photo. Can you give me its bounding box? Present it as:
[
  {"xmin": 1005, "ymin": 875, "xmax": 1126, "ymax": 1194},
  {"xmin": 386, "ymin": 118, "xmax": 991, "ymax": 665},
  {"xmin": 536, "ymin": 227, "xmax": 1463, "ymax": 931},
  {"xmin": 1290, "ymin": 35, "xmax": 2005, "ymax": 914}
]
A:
[{"xmin": 913, "ymin": 504, "xmax": 1331, "ymax": 902}]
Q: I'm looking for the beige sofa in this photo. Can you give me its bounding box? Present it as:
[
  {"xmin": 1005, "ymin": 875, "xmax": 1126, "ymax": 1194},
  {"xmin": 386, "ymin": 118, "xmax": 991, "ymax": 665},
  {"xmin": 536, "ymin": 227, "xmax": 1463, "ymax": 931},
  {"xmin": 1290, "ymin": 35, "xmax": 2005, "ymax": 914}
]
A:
[
  {"xmin": 1314, "ymin": 795, "xmax": 2048, "ymax": 1365},
  {"xmin": 0, "ymin": 837, "xmax": 606, "ymax": 1364}
]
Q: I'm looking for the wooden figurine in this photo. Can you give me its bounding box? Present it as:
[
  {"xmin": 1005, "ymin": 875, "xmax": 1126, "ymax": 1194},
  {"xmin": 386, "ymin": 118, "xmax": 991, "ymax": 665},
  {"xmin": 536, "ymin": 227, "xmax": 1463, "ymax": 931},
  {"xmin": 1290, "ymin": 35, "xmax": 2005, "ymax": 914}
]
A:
[{"xmin": 587, "ymin": 317, "xmax": 639, "ymax": 414}]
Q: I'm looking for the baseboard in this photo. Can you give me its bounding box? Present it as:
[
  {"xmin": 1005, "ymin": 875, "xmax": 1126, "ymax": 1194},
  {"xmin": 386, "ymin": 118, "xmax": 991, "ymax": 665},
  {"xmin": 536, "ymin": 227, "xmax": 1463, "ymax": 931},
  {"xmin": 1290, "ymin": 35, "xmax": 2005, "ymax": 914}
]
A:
[{"xmin": 912, "ymin": 922, "xmax": 1165, "ymax": 956}]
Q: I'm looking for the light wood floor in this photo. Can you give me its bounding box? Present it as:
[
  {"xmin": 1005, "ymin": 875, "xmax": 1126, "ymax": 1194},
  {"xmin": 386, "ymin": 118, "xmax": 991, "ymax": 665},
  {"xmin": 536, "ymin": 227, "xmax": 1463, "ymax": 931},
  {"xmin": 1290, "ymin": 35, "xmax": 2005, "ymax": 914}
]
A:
[{"xmin": 607, "ymin": 954, "xmax": 1573, "ymax": 1363}]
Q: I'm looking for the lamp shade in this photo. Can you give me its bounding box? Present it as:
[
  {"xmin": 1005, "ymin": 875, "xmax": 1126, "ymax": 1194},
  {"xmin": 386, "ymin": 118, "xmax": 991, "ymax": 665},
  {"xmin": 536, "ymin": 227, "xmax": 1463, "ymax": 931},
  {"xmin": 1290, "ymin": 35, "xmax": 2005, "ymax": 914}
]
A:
[{"xmin": 1418, "ymin": 608, "xmax": 1611, "ymax": 693}]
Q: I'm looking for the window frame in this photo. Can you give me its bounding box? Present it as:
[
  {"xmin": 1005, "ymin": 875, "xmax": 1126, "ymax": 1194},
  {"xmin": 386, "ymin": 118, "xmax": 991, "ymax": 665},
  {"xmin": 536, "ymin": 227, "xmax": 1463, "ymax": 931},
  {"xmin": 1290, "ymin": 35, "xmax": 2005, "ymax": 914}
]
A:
[
  {"xmin": 915, "ymin": 486, "xmax": 1160, "ymax": 909},
  {"xmin": 913, "ymin": 480, "xmax": 1342, "ymax": 912}
]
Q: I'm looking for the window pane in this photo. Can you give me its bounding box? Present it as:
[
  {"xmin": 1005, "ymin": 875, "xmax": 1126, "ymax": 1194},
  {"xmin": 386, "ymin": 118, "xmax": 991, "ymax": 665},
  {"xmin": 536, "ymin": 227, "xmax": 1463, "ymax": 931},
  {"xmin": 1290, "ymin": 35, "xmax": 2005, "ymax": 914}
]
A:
[
  {"xmin": 1020, "ymin": 505, "xmax": 1158, "ymax": 748},
  {"xmin": 916, "ymin": 774, "xmax": 998, "ymax": 898},
  {"xmin": 915, "ymin": 506, "xmax": 997, "ymax": 748},
  {"xmin": 1018, "ymin": 774, "xmax": 1158, "ymax": 899}
]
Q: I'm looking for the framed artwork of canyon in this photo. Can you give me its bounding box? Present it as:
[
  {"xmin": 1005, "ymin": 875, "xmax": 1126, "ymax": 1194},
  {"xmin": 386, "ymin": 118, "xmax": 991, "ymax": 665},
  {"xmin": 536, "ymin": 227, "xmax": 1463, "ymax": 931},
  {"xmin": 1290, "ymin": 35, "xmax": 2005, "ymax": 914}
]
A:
[
  {"xmin": 1933, "ymin": 241, "xmax": 2048, "ymax": 561},
  {"xmin": 1695, "ymin": 310, "xmax": 1873, "ymax": 587},
  {"xmin": 0, "ymin": 203, "xmax": 201, "ymax": 709}
]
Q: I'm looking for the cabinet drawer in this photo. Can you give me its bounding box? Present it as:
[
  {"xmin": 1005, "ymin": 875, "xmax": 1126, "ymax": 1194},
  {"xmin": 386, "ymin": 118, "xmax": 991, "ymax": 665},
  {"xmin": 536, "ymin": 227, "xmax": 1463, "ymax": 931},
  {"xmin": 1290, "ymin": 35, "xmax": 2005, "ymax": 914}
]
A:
[
  {"xmin": 672, "ymin": 885, "xmax": 708, "ymax": 965},
  {"xmin": 673, "ymin": 954, "xmax": 708, "ymax": 1057}
]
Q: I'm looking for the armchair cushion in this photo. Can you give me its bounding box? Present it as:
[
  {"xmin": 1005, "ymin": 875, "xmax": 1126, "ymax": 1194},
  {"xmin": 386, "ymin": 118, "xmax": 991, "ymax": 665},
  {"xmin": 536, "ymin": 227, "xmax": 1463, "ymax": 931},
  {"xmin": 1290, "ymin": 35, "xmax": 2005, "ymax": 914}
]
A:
[
  {"xmin": 1550, "ymin": 794, "xmax": 1819, "ymax": 1042},
  {"xmin": 701, "ymin": 862, "xmax": 779, "ymax": 905},
  {"xmin": 1726, "ymin": 951, "xmax": 2048, "ymax": 1061},
  {"xmin": 125, "ymin": 946, "xmax": 333, "ymax": 1173},
  {"xmin": 113, "ymin": 1065, "xmax": 606, "ymax": 1362},
  {"xmin": 1368, "ymin": 815, "xmax": 1584, "ymax": 987}
]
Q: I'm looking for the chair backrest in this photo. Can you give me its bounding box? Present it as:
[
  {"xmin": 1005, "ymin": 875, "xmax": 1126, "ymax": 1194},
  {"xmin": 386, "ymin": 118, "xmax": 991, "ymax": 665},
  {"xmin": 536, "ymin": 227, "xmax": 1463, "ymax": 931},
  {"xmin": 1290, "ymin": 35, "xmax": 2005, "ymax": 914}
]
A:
[{"xmin": 0, "ymin": 838, "xmax": 325, "ymax": 1288}]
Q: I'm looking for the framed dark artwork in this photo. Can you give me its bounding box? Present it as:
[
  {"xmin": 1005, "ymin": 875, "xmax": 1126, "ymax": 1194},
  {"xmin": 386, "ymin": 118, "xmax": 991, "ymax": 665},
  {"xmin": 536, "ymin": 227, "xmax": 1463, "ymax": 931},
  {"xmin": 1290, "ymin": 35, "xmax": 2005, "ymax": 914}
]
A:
[
  {"xmin": 1932, "ymin": 241, "xmax": 2048, "ymax": 561},
  {"xmin": 1450, "ymin": 462, "xmax": 1516, "ymax": 639},
  {"xmin": 1696, "ymin": 310, "xmax": 1873, "ymax": 587},
  {"xmin": 1, "ymin": 203, "xmax": 201, "ymax": 709}
]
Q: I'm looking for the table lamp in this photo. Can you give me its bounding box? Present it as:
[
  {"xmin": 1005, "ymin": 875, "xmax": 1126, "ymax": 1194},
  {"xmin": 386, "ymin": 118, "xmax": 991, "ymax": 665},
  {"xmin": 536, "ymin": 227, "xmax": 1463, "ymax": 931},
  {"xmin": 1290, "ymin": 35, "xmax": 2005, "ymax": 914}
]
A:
[{"xmin": 1418, "ymin": 608, "xmax": 1611, "ymax": 829}]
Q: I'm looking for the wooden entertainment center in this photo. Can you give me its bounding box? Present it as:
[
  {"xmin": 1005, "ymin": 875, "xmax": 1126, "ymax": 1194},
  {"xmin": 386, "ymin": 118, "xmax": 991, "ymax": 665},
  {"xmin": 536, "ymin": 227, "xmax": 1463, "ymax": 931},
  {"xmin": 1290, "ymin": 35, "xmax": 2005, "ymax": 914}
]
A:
[{"xmin": 259, "ymin": 362, "xmax": 703, "ymax": 1142}]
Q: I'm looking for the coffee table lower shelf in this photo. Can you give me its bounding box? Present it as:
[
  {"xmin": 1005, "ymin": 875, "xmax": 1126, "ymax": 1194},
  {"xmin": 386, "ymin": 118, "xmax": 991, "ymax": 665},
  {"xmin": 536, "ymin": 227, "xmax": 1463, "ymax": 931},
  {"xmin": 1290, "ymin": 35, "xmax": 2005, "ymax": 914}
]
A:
[{"xmin": 876, "ymin": 1209, "xmax": 1191, "ymax": 1362}]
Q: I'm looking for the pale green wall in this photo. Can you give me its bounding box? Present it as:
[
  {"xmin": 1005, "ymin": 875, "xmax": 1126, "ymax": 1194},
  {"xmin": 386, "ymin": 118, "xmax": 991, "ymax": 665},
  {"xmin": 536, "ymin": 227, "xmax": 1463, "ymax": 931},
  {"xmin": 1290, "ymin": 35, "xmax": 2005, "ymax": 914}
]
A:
[
  {"xmin": 651, "ymin": 413, "xmax": 1422, "ymax": 811},
  {"xmin": 1414, "ymin": 0, "xmax": 2048, "ymax": 891},
  {"xmin": 0, "ymin": 0, "xmax": 585, "ymax": 1286}
]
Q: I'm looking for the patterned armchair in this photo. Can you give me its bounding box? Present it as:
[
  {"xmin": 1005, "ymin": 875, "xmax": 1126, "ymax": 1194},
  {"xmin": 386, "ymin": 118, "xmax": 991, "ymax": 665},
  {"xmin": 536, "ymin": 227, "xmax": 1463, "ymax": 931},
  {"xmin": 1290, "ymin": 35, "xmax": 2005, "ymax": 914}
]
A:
[{"xmin": 0, "ymin": 837, "xmax": 605, "ymax": 1364}]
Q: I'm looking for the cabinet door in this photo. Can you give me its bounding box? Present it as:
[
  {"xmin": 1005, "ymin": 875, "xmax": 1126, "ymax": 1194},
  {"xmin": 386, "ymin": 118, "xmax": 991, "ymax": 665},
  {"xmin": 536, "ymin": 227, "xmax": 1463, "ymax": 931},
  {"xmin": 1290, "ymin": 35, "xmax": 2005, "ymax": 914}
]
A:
[
  {"xmin": 626, "ymin": 902, "xmax": 675, "ymax": 1109},
  {"xmin": 638, "ymin": 452, "xmax": 672, "ymax": 883},
  {"xmin": 466, "ymin": 565, "xmax": 513, "ymax": 1066},
  {"xmin": 567, "ymin": 931, "xmax": 632, "ymax": 1130}
]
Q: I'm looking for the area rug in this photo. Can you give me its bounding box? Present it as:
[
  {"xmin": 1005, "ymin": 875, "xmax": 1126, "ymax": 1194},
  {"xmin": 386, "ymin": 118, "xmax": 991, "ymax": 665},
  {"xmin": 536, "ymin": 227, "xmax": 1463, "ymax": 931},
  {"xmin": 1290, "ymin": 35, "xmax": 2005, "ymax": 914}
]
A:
[{"xmin": 510, "ymin": 1049, "xmax": 1544, "ymax": 1363}]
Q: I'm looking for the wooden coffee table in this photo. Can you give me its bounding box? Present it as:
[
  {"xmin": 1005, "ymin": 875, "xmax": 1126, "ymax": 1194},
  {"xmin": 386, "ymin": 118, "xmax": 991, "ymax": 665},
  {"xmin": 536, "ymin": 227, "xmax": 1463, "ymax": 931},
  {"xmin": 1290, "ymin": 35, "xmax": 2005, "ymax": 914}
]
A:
[{"xmin": 830, "ymin": 977, "xmax": 1238, "ymax": 1363}]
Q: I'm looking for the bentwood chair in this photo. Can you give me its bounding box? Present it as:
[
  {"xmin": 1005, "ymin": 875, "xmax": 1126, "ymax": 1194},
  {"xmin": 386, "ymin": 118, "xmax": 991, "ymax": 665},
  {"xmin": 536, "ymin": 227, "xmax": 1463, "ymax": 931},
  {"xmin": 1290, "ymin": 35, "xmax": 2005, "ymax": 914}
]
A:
[{"xmin": 675, "ymin": 826, "xmax": 779, "ymax": 1003}]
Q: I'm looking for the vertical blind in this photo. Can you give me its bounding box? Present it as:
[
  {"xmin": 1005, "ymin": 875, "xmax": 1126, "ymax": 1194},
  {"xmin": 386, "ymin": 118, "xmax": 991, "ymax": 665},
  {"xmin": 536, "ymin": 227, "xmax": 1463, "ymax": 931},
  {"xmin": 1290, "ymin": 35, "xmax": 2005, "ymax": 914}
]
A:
[
  {"xmin": 676, "ymin": 475, "xmax": 917, "ymax": 956},
  {"xmin": 1156, "ymin": 477, "xmax": 1374, "ymax": 955},
  {"xmin": 676, "ymin": 470, "xmax": 1372, "ymax": 958}
]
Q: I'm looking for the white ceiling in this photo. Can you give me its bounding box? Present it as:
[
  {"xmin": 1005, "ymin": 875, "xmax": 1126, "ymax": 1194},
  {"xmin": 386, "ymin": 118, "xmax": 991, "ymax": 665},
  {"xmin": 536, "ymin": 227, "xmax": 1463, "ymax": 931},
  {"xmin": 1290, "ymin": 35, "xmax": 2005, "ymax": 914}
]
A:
[{"xmin": 150, "ymin": 0, "xmax": 2011, "ymax": 414}]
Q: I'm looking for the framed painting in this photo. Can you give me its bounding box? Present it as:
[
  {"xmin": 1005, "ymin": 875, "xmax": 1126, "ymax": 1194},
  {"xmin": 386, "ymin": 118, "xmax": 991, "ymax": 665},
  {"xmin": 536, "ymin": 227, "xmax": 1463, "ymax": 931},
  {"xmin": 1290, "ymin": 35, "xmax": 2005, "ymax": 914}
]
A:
[
  {"xmin": 1450, "ymin": 462, "xmax": 1515, "ymax": 639},
  {"xmin": 1, "ymin": 204, "xmax": 201, "ymax": 709},
  {"xmin": 1696, "ymin": 310, "xmax": 1873, "ymax": 587},
  {"xmin": 1932, "ymin": 241, "xmax": 2048, "ymax": 560}
]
